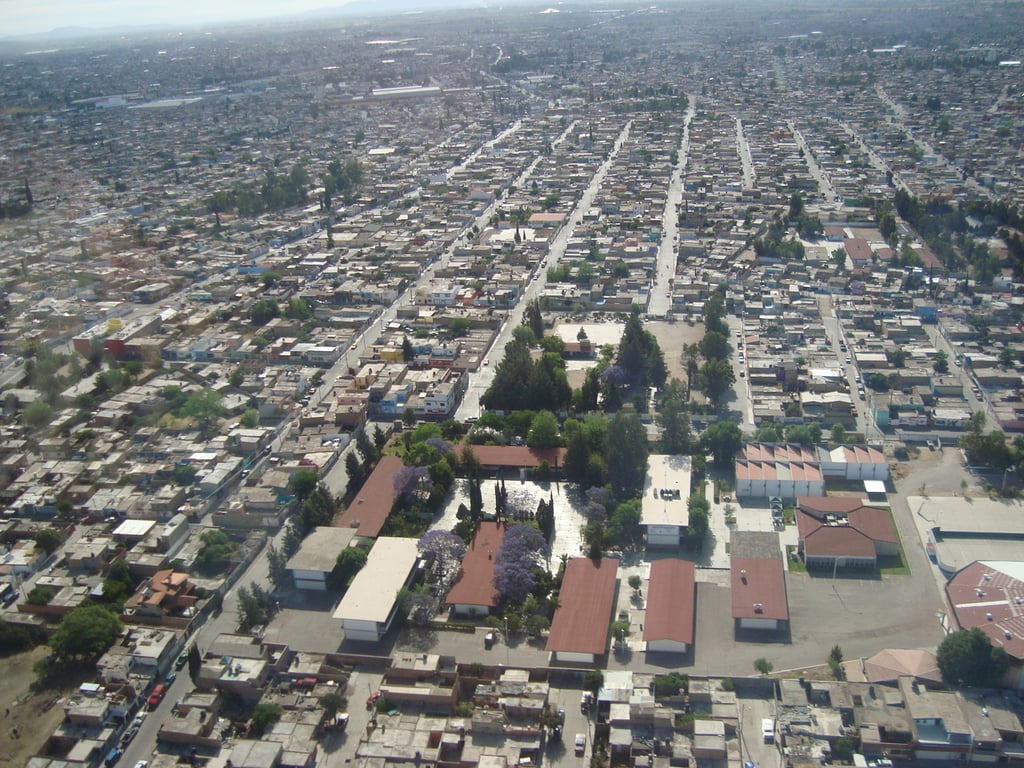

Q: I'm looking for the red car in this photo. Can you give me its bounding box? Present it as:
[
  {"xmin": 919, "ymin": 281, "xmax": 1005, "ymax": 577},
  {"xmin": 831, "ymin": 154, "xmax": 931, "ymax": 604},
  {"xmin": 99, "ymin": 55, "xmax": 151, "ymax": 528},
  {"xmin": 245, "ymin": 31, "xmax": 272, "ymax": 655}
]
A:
[
  {"xmin": 366, "ymin": 690, "xmax": 382, "ymax": 709},
  {"xmin": 147, "ymin": 683, "xmax": 167, "ymax": 708}
]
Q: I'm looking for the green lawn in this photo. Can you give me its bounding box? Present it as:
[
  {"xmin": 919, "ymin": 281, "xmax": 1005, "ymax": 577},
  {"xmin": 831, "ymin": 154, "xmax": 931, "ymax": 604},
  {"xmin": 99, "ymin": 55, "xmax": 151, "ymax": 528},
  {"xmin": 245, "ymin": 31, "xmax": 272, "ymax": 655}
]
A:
[{"xmin": 786, "ymin": 546, "xmax": 807, "ymax": 573}]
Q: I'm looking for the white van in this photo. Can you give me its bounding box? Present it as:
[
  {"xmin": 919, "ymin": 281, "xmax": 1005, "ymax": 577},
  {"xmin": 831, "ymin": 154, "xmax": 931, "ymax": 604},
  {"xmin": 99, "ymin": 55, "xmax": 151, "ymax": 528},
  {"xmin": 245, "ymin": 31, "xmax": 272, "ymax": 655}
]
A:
[{"xmin": 762, "ymin": 718, "xmax": 775, "ymax": 744}]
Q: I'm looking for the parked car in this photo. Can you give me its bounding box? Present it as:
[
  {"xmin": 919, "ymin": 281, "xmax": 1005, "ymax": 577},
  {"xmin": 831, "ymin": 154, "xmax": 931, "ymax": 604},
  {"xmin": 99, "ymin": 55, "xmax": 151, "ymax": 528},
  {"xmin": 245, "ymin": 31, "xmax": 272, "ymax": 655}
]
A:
[
  {"xmin": 574, "ymin": 733, "xmax": 587, "ymax": 756},
  {"xmin": 165, "ymin": 671, "xmax": 177, "ymax": 685},
  {"xmin": 120, "ymin": 726, "xmax": 138, "ymax": 746},
  {"xmin": 174, "ymin": 650, "xmax": 189, "ymax": 670},
  {"xmin": 580, "ymin": 691, "xmax": 593, "ymax": 713},
  {"xmin": 147, "ymin": 684, "xmax": 167, "ymax": 708}
]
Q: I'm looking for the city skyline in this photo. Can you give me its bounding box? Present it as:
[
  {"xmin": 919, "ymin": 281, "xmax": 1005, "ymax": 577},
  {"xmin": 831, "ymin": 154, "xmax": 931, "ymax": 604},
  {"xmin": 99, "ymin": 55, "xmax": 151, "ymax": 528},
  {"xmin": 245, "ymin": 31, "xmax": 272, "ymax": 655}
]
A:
[{"xmin": 2, "ymin": 0, "xmax": 360, "ymax": 38}]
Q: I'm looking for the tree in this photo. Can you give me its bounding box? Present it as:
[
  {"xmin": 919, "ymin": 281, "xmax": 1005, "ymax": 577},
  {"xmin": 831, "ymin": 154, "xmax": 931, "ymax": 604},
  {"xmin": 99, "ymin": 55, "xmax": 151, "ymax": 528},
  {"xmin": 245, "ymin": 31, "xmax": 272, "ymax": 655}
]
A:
[
  {"xmin": 658, "ymin": 379, "xmax": 691, "ymax": 454},
  {"xmin": 829, "ymin": 645, "xmax": 845, "ymax": 679},
  {"xmin": 605, "ymin": 412, "xmax": 649, "ymax": 497},
  {"xmin": 0, "ymin": 618, "xmax": 37, "ymax": 656},
  {"xmin": 628, "ymin": 574, "xmax": 642, "ymax": 593},
  {"xmin": 527, "ymin": 410, "xmax": 560, "ymax": 448},
  {"xmin": 250, "ymin": 298, "xmax": 280, "ymax": 326},
  {"xmin": 418, "ymin": 530, "xmax": 467, "ymax": 593},
  {"xmin": 402, "ymin": 335, "xmax": 415, "ymax": 363},
  {"xmin": 237, "ymin": 582, "xmax": 275, "ymax": 632},
  {"xmin": 687, "ymin": 494, "xmax": 710, "ymax": 548},
  {"xmin": 229, "ymin": 367, "xmax": 245, "ymax": 388},
  {"xmin": 937, "ymin": 628, "xmax": 1010, "ymax": 687},
  {"xmin": 524, "ymin": 299, "xmax": 544, "ymax": 341},
  {"xmin": 267, "ymin": 544, "xmax": 289, "ymax": 590},
  {"xmin": 195, "ymin": 529, "xmax": 238, "ymax": 575},
  {"xmin": 754, "ymin": 657, "xmax": 774, "ymax": 675},
  {"xmin": 698, "ymin": 358, "xmax": 735, "ymax": 406},
  {"xmin": 51, "ymin": 604, "xmax": 122, "ymax": 660},
  {"xmin": 240, "ymin": 408, "xmax": 260, "ymax": 428},
  {"xmin": 329, "ymin": 546, "xmax": 368, "ymax": 590},
  {"xmin": 582, "ymin": 670, "xmax": 604, "ymax": 699},
  {"xmin": 187, "ymin": 641, "xmax": 202, "ymax": 681},
  {"xmin": 703, "ymin": 421, "xmax": 742, "ymax": 466},
  {"xmin": 33, "ymin": 528, "xmax": 63, "ymax": 554},
  {"xmin": 933, "ymin": 350, "xmax": 949, "ymax": 373},
  {"xmin": 830, "ymin": 423, "xmax": 846, "ymax": 445},
  {"xmin": 251, "ymin": 702, "xmax": 282, "ymax": 735},
  {"xmin": 788, "ymin": 191, "xmax": 804, "ymax": 220},
  {"xmin": 493, "ymin": 524, "xmax": 548, "ymax": 604},
  {"xmin": 616, "ymin": 308, "xmax": 667, "ymax": 391},
  {"xmin": 22, "ymin": 400, "xmax": 53, "ymax": 429},
  {"xmin": 180, "ymin": 388, "xmax": 226, "ymax": 432},
  {"xmin": 320, "ymin": 691, "xmax": 347, "ymax": 721},
  {"xmin": 653, "ymin": 672, "xmax": 688, "ymax": 698},
  {"xmin": 102, "ymin": 558, "xmax": 137, "ymax": 606},
  {"xmin": 290, "ymin": 469, "xmax": 320, "ymax": 500}
]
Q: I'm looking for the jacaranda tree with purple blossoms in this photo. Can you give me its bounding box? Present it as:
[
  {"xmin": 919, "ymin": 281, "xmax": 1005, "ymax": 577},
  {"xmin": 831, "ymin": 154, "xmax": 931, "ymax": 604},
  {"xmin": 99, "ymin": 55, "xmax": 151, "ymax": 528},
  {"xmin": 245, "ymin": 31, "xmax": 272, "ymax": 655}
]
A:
[
  {"xmin": 394, "ymin": 465, "xmax": 432, "ymax": 507},
  {"xmin": 493, "ymin": 524, "xmax": 548, "ymax": 604},
  {"xmin": 418, "ymin": 529, "xmax": 467, "ymax": 595}
]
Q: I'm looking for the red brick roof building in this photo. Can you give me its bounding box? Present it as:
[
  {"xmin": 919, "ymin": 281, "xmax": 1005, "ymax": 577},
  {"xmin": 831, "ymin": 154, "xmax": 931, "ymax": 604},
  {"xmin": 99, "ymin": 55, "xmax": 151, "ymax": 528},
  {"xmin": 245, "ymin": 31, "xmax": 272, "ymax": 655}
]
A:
[
  {"xmin": 945, "ymin": 560, "xmax": 1024, "ymax": 689},
  {"xmin": 732, "ymin": 556, "xmax": 789, "ymax": 633},
  {"xmin": 336, "ymin": 455, "xmax": 403, "ymax": 539},
  {"xmin": 643, "ymin": 559, "xmax": 696, "ymax": 654},
  {"xmin": 444, "ymin": 522, "xmax": 507, "ymax": 616},
  {"xmin": 546, "ymin": 557, "xmax": 619, "ymax": 664},
  {"xmin": 796, "ymin": 496, "xmax": 899, "ymax": 570}
]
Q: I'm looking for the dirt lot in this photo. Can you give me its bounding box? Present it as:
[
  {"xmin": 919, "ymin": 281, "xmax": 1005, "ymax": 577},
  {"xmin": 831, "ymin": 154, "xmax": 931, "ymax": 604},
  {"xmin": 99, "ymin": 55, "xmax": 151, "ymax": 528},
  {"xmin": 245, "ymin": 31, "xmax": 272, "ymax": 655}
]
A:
[
  {"xmin": 552, "ymin": 318, "xmax": 706, "ymax": 390},
  {"xmin": 0, "ymin": 646, "xmax": 75, "ymax": 768}
]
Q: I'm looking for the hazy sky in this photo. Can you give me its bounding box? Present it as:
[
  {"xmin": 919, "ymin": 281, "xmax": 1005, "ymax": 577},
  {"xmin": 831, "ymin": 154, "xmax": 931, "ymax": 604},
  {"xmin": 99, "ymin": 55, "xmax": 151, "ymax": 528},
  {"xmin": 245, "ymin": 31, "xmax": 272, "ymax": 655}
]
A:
[{"xmin": 3, "ymin": 0, "xmax": 353, "ymax": 37}]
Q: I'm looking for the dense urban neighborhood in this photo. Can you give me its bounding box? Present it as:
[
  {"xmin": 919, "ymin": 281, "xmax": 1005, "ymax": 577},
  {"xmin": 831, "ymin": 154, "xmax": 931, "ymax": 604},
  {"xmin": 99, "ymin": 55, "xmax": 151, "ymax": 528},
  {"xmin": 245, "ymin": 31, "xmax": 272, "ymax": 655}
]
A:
[{"xmin": 3, "ymin": 1, "xmax": 1024, "ymax": 768}]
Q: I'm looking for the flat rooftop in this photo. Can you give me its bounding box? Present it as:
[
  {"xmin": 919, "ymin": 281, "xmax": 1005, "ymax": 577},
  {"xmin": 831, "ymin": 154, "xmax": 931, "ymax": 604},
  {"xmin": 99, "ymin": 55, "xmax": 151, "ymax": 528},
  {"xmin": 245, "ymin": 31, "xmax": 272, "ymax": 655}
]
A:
[{"xmin": 333, "ymin": 537, "xmax": 419, "ymax": 625}]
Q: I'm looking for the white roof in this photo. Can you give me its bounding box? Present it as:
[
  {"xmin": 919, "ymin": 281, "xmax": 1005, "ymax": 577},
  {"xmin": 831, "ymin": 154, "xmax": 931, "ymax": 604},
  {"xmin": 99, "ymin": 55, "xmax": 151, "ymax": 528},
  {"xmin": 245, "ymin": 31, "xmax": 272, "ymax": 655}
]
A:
[
  {"xmin": 333, "ymin": 537, "xmax": 419, "ymax": 624},
  {"xmin": 641, "ymin": 455, "xmax": 692, "ymax": 528},
  {"xmin": 112, "ymin": 519, "xmax": 156, "ymax": 538}
]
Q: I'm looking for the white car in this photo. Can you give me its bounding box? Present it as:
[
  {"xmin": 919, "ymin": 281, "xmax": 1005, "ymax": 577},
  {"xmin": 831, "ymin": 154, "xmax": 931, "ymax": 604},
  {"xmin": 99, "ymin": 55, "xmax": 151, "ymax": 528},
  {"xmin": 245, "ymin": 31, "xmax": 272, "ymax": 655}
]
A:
[
  {"xmin": 134, "ymin": 761, "xmax": 149, "ymax": 768},
  {"xmin": 574, "ymin": 733, "xmax": 587, "ymax": 756}
]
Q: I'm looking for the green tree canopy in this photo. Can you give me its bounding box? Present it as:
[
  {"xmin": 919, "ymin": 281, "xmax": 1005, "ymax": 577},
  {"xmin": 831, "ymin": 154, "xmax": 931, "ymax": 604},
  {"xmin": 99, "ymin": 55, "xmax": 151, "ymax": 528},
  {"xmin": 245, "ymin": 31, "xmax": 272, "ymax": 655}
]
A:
[
  {"xmin": 195, "ymin": 529, "xmax": 238, "ymax": 575},
  {"xmin": 527, "ymin": 410, "xmax": 560, "ymax": 448},
  {"xmin": 605, "ymin": 412, "xmax": 649, "ymax": 497},
  {"xmin": 329, "ymin": 546, "xmax": 369, "ymax": 590},
  {"xmin": 51, "ymin": 604, "xmax": 122, "ymax": 660},
  {"xmin": 22, "ymin": 400, "xmax": 53, "ymax": 430},
  {"xmin": 937, "ymin": 628, "xmax": 1010, "ymax": 687},
  {"xmin": 290, "ymin": 469, "xmax": 320, "ymax": 500},
  {"xmin": 702, "ymin": 421, "xmax": 743, "ymax": 466}
]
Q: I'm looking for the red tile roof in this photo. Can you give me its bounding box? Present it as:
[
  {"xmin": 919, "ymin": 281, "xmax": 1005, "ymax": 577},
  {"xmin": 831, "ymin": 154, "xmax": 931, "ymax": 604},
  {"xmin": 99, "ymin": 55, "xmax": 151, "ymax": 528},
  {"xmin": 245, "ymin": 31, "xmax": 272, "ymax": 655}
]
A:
[
  {"xmin": 643, "ymin": 559, "xmax": 695, "ymax": 645},
  {"xmin": 444, "ymin": 522, "xmax": 507, "ymax": 609},
  {"xmin": 546, "ymin": 557, "xmax": 619, "ymax": 656},
  {"xmin": 336, "ymin": 455, "xmax": 402, "ymax": 538},
  {"xmin": 946, "ymin": 561, "xmax": 1024, "ymax": 663},
  {"xmin": 796, "ymin": 497, "xmax": 898, "ymax": 559},
  {"xmin": 469, "ymin": 445, "xmax": 567, "ymax": 469},
  {"xmin": 731, "ymin": 557, "xmax": 789, "ymax": 621}
]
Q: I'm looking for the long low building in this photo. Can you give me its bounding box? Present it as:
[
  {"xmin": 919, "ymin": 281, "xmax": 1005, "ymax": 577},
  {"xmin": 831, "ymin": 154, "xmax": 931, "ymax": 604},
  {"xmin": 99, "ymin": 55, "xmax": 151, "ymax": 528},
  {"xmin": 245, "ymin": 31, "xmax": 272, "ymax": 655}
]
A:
[
  {"xmin": 643, "ymin": 559, "xmax": 696, "ymax": 654},
  {"xmin": 546, "ymin": 557, "xmax": 619, "ymax": 664},
  {"xmin": 332, "ymin": 537, "xmax": 421, "ymax": 643}
]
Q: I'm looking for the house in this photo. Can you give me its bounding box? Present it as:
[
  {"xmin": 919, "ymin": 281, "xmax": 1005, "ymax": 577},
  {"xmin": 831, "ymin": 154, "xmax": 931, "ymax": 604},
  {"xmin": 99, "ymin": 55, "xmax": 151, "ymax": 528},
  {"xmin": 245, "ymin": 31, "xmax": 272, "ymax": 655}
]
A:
[
  {"xmin": 286, "ymin": 526, "xmax": 357, "ymax": 591},
  {"xmin": 546, "ymin": 557, "xmax": 619, "ymax": 664},
  {"xmin": 796, "ymin": 496, "xmax": 899, "ymax": 570},
  {"xmin": 124, "ymin": 569, "xmax": 199, "ymax": 619},
  {"xmin": 641, "ymin": 455, "xmax": 691, "ymax": 547},
  {"xmin": 643, "ymin": 559, "xmax": 696, "ymax": 654},
  {"xmin": 731, "ymin": 532, "xmax": 788, "ymax": 633},
  {"xmin": 332, "ymin": 537, "xmax": 420, "ymax": 643},
  {"xmin": 445, "ymin": 522, "xmax": 506, "ymax": 616},
  {"xmin": 468, "ymin": 445, "xmax": 567, "ymax": 479}
]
